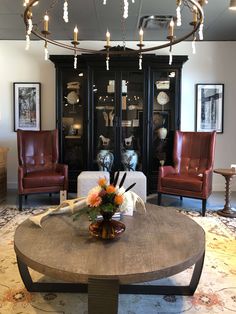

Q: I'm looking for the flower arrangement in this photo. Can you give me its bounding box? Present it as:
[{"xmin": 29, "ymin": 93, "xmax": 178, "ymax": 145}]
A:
[{"xmin": 73, "ymin": 172, "xmax": 135, "ymax": 223}]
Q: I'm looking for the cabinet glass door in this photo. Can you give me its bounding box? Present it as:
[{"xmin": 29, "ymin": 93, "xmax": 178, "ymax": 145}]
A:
[
  {"xmin": 61, "ymin": 69, "xmax": 86, "ymax": 190},
  {"xmin": 149, "ymin": 70, "xmax": 177, "ymax": 191},
  {"xmin": 93, "ymin": 71, "xmax": 116, "ymax": 172},
  {"xmin": 120, "ymin": 71, "xmax": 144, "ymax": 171}
]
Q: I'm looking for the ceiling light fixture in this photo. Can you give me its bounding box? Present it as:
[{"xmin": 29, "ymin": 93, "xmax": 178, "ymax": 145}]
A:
[
  {"xmin": 23, "ymin": 0, "xmax": 207, "ymax": 70},
  {"xmin": 229, "ymin": 0, "xmax": 236, "ymax": 10}
]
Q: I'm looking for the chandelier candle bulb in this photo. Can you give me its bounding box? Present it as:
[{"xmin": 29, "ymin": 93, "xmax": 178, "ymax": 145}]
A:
[
  {"xmin": 139, "ymin": 28, "xmax": 143, "ymax": 45},
  {"xmin": 73, "ymin": 26, "xmax": 78, "ymax": 42},
  {"xmin": 168, "ymin": 19, "xmax": 174, "ymax": 37},
  {"xmin": 106, "ymin": 30, "xmax": 110, "ymax": 46},
  {"xmin": 43, "ymin": 13, "xmax": 49, "ymax": 32}
]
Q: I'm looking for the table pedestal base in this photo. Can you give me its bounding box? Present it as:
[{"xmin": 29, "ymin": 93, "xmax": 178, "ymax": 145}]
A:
[
  {"xmin": 217, "ymin": 208, "xmax": 236, "ymax": 218},
  {"xmin": 16, "ymin": 252, "xmax": 205, "ymax": 314}
]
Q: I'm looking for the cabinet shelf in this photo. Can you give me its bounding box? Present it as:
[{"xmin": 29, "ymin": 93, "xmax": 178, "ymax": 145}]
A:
[
  {"xmin": 96, "ymin": 107, "xmax": 115, "ymax": 110},
  {"xmin": 65, "ymin": 135, "xmax": 81, "ymax": 139}
]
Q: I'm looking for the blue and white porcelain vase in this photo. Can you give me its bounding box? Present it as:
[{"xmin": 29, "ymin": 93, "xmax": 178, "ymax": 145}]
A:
[
  {"xmin": 121, "ymin": 150, "xmax": 138, "ymax": 171},
  {"xmin": 97, "ymin": 150, "xmax": 114, "ymax": 171}
]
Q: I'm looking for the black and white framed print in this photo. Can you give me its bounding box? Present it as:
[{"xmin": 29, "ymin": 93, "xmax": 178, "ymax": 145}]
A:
[
  {"xmin": 196, "ymin": 84, "xmax": 224, "ymax": 133},
  {"xmin": 13, "ymin": 82, "xmax": 41, "ymax": 131}
]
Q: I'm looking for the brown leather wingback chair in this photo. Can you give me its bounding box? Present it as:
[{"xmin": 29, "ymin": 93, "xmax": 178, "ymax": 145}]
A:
[
  {"xmin": 157, "ymin": 131, "xmax": 216, "ymax": 216},
  {"xmin": 17, "ymin": 129, "xmax": 68, "ymax": 210}
]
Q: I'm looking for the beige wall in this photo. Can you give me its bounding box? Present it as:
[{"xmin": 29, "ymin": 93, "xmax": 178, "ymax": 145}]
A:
[{"xmin": 0, "ymin": 40, "xmax": 235, "ymax": 191}]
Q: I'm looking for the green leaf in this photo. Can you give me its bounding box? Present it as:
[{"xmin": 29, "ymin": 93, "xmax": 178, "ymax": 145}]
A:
[{"xmin": 72, "ymin": 207, "xmax": 89, "ymax": 221}]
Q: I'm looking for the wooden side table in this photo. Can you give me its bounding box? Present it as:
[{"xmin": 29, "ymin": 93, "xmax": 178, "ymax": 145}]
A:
[{"xmin": 214, "ymin": 168, "xmax": 236, "ymax": 218}]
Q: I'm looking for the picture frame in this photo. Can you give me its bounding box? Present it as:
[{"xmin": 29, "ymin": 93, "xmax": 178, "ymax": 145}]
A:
[
  {"xmin": 196, "ymin": 84, "xmax": 224, "ymax": 133},
  {"xmin": 13, "ymin": 82, "xmax": 41, "ymax": 131}
]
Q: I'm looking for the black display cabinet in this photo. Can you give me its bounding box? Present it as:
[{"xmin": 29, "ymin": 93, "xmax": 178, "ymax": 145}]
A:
[{"xmin": 50, "ymin": 54, "xmax": 188, "ymax": 193}]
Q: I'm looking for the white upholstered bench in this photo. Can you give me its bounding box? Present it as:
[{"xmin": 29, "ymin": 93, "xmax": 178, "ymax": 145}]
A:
[{"xmin": 77, "ymin": 171, "xmax": 110, "ymax": 197}]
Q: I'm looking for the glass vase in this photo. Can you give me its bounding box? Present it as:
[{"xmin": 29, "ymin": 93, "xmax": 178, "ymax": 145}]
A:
[{"xmin": 89, "ymin": 211, "xmax": 125, "ymax": 240}]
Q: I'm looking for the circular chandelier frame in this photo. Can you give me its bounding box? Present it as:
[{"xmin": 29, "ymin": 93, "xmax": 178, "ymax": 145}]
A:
[{"xmin": 24, "ymin": 0, "xmax": 205, "ymax": 56}]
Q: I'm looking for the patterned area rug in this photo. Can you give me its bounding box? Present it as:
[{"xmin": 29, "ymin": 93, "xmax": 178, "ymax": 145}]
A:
[{"xmin": 0, "ymin": 206, "xmax": 236, "ymax": 314}]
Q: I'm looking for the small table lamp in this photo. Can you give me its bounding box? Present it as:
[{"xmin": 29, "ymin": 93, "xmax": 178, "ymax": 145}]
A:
[{"xmin": 73, "ymin": 123, "xmax": 81, "ymax": 135}]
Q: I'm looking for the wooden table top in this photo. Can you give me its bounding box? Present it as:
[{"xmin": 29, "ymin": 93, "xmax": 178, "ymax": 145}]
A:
[
  {"xmin": 214, "ymin": 168, "xmax": 236, "ymax": 176},
  {"xmin": 14, "ymin": 204, "xmax": 205, "ymax": 285}
]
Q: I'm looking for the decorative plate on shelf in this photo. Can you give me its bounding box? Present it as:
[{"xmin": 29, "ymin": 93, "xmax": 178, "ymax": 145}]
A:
[
  {"xmin": 157, "ymin": 91, "xmax": 169, "ymax": 106},
  {"xmin": 66, "ymin": 91, "xmax": 80, "ymax": 105}
]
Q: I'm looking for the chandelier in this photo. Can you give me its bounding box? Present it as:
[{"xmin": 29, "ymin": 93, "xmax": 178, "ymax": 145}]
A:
[{"xmin": 23, "ymin": 0, "xmax": 207, "ymax": 70}]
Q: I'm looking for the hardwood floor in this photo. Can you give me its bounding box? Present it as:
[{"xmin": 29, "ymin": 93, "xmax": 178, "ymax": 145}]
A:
[
  {"xmin": 147, "ymin": 192, "xmax": 236, "ymax": 214},
  {"xmin": 1, "ymin": 189, "xmax": 236, "ymax": 215}
]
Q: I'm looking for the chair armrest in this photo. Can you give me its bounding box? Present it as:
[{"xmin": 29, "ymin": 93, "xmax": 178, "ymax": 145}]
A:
[
  {"xmin": 18, "ymin": 166, "xmax": 26, "ymax": 194},
  {"xmin": 202, "ymin": 168, "xmax": 213, "ymax": 198},
  {"xmin": 159, "ymin": 165, "xmax": 176, "ymax": 178},
  {"xmin": 55, "ymin": 163, "xmax": 68, "ymax": 173},
  {"xmin": 55, "ymin": 163, "xmax": 68, "ymax": 191}
]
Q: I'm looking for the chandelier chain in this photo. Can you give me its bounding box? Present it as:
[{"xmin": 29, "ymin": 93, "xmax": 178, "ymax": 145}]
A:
[{"xmin": 120, "ymin": 0, "xmax": 127, "ymax": 48}]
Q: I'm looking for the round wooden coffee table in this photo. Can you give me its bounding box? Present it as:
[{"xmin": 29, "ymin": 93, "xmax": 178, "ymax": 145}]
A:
[
  {"xmin": 214, "ymin": 168, "xmax": 236, "ymax": 218},
  {"xmin": 14, "ymin": 204, "xmax": 205, "ymax": 314}
]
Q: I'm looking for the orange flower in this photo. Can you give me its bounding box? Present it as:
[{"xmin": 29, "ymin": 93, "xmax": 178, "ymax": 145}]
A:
[
  {"xmin": 98, "ymin": 177, "xmax": 107, "ymax": 187},
  {"xmin": 114, "ymin": 194, "xmax": 124, "ymax": 205},
  {"xmin": 87, "ymin": 192, "xmax": 102, "ymax": 207},
  {"xmin": 106, "ymin": 185, "xmax": 116, "ymax": 194}
]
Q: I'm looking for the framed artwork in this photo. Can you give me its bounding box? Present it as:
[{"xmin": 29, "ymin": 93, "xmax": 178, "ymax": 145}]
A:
[
  {"xmin": 13, "ymin": 82, "xmax": 41, "ymax": 131},
  {"xmin": 196, "ymin": 84, "xmax": 224, "ymax": 133}
]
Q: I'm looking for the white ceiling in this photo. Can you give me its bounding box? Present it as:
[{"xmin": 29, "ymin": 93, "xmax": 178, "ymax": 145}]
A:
[{"xmin": 0, "ymin": 0, "xmax": 236, "ymax": 41}]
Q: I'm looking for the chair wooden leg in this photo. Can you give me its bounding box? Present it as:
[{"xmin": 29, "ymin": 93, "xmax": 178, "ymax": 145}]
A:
[
  {"xmin": 19, "ymin": 195, "xmax": 23, "ymax": 211},
  {"xmin": 202, "ymin": 199, "xmax": 206, "ymax": 216},
  {"xmin": 157, "ymin": 193, "xmax": 162, "ymax": 205}
]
